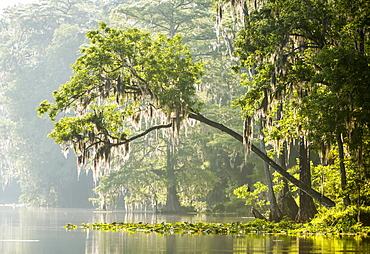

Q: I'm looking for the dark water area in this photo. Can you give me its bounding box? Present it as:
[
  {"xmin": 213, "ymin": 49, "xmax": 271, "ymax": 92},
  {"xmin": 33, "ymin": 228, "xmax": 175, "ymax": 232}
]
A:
[{"xmin": 1, "ymin": 206, "xmax": 370, "ymax": 253}]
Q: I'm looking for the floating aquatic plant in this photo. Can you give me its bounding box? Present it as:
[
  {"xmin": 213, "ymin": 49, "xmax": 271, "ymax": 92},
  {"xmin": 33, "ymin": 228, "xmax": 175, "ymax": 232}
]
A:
[{"xmin": 65, "ymin": 218, "xmax": 370, "ymax": 236}]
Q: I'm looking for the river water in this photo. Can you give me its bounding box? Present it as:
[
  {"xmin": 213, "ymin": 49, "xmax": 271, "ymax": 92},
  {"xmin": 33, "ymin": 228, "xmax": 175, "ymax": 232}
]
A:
[{"xmin": 1, "ymin": 206, "xmax": 370, "ymax": 253}]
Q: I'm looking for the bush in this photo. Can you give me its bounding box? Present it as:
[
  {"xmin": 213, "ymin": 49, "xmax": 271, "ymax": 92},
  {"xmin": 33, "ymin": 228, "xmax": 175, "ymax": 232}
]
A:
[{"xmin": 306, "ymin": 205, "xmax": 370, "ymax": 233}]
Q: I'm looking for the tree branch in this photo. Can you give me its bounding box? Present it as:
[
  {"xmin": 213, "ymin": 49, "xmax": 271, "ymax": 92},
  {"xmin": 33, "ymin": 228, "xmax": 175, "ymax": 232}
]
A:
[
  {"xmin": 188, "ymin": 112, "xmax": 336, "ymax": 207},
  {"xmin": 114, "ymin": 123, "xmax": 172, "ymax": 146},
  {"xmin": 84, "ymin": 122, "xmax": 172, "ymax": 151}
]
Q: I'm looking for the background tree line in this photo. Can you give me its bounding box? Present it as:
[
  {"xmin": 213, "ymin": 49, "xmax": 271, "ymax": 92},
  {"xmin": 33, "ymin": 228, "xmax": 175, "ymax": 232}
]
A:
[{"xmin": 0, "ymin": 0, "xmax": 252, "ymax": 213}]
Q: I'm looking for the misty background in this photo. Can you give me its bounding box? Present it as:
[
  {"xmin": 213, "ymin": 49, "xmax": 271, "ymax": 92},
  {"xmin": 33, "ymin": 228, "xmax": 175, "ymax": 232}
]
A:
[{"xmin": 0, "ymin": 0, "xmax": 260, "ymax": 213}]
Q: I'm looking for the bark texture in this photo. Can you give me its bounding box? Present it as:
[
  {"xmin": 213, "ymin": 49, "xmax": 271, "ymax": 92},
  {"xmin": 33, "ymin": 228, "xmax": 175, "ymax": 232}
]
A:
[
  {"xmin": 296, "ymin": 136, "xmax": 317, "ymax": 222},
  {"xmin": 337, "ymin": 132, "xmax": 350, "ymax": 206},
  {"xmin": 164, "ymin": 140, "xmax": 182, "ymax": 213}
]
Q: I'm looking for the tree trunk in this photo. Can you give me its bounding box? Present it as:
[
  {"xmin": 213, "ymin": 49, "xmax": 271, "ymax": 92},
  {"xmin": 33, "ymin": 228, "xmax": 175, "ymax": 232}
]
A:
[
  {"xmin": 296, "ymin": 136, "xmax": 317, "ymax": 222},
  {"xmin": 188, "ymin": 112, "xmax": 336, "ymax": 208},
  {"xmin": 258, "ymin": 119, "xmax": 282, "ymax": 221},
  {"xmin": 277, "ymin": 143, "xmax": 299, "ymax": 220},
  {"xmin": 165, "ymin": 185, "xmax": 182, "ymax": 212},
  {"xmin": 164, "ymin": 140, "xmax": 182, "ymax": 213},
  {"xmin": 275, "ymin": 104, "xmax": 298, "ymax": 219},
  {"xmin": 337, "ymin": 132, "xmax": 350, "ymax": 206}
]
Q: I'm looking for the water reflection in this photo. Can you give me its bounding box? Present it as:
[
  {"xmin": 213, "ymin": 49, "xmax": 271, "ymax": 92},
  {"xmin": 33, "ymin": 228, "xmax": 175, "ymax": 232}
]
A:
[
  {"xmin": 91, "ymin": 211, "xmax": 253, "ymax": 225},
  {"xmin": 1, "ymin": 206, "xmax": 370, "ymax": 253}
]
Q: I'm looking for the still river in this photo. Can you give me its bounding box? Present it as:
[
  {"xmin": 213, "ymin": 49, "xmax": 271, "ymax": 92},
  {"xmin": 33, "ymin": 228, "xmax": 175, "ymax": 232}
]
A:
[{"xmin": 1, "ymin": 206, "xmax": 370, "ymax": 253}]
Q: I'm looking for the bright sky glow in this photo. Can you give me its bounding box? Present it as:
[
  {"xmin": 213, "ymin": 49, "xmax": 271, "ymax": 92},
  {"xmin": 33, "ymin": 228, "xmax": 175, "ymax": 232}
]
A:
[{"xmin": 0, "ymin": 0, "xmax": 39, "ymax": 12}]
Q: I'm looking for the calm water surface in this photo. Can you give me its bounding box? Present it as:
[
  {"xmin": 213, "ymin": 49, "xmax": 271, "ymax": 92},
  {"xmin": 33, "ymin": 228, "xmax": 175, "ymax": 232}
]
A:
[{"xmin": 0, "ymin": 206, "xmax": 370, "ymax": 253}]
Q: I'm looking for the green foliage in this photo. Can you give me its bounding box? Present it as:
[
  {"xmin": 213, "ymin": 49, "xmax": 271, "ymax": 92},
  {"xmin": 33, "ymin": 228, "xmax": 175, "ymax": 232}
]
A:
[
  {"xmin": 92, "ymin": 125, "xmax": 225, "ymax": 211},
  {"xmin": 0, "ymin": 0, "xmax": 250, "ymax": 210},
  {"xmin": 36, "ymin": 0, "xmax": 251, "ymax": 212},
  {"xmin": 94, "ymin": 156, "xmax": 167, "ymax": 210},
  {"xmin": 234, "ymin": 182, "xmax": 269, "ymax": 213},
  {"xmin": 65, "ymin": 219, "xmax": 302, "ymax": 235},
  {"xmin": 66, "ymin": 209, "xmax": 370, "ymax": 235},
  {"xmin": 304, "ymin": 205, "xmax": 370, "ymax": 234},
  {"xmin": 41, "ymin": 23, "xmax": 203, "ymax": 120},
  {"xmin": 37, "ymin": 22, "xmax": 203, "ymax": 174},
  {"xmin": 112, "ymin": 0, "xmax": 213, "ymax": 40},
  {"xmin": 237, "ymin": 0, "xmax": 369, "ymax": 148},
  {"xmin": 228, "ymin": 0, "xmax": 370, "ymax": 215}
]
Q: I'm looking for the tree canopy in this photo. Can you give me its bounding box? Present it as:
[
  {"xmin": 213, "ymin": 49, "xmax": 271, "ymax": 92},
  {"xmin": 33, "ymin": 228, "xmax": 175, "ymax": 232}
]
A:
[
  {"xmin": 227, "ymin": 0, "xmax": 369, "ymax": 216},
  {"xmin": 38, "ymin": 22, "xmax": 203, "ymax": 179},
  {"xmin": 37, "ymin": 20, "xmax": 338, "ymax": 212}
]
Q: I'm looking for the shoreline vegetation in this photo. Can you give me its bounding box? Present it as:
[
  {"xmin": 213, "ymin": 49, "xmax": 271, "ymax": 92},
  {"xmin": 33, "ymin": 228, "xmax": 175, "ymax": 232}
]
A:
[{"xmin": 64, "ymin": 206, "xmax": 370, "ymax": 237}]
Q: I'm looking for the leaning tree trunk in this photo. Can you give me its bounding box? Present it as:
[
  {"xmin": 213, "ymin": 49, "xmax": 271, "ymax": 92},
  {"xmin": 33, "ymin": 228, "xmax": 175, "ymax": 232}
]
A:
[
  {"xmin": 164, "ymin": 140, "xmax": 182, "ymax": 213},
  {"xmin": 336, "ymin": 132, "xmax": 350, "ymax": 206},
  {"xmin": 258, "ymin": 119, "xmax": 282, "ymax": 221},
  {"xmin": 188, "ymin": 112, "xmax": 336, "ymax": 208},
  {"xmin": 296, "ymin": 136, "xmax": 317, "ymax": 222}
]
